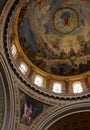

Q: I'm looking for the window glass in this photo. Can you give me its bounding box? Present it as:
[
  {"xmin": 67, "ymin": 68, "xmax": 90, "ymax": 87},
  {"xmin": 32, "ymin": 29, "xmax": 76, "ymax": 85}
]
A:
[
  {"xmin": 34, "ymin": 75, "xmax": 43, "ymax": 87},
  {"xmin": 11, "ymin": 44, "xmax": 17, "ymax": 57},
  {"xmin": 73, "ymin": 82, "xmax": 83, "ymax": 93},
  {"xmin": 52, "ymin": 82, "xmax": 62, "ymax": 93},
  {"xmin": 19, "ymin": 62, "xmax": 28, "ymax": 74}
]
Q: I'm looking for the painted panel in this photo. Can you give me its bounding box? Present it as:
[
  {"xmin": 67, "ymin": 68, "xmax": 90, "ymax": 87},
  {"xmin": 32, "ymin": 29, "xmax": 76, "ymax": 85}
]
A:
[
  {"xmin": 18, "ymin": 0, "xmax": 90, "ymax": 76},
  {"xmin": 20, "ymin": 91, "xmax": 44, "ymax": 126}
]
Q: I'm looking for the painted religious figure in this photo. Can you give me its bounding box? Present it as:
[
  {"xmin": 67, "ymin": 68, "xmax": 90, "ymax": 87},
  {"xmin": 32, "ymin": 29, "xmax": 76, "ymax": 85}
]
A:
[
  {"xmin": 20, "ymin": 92, "xmax": 43, "ymax": 126},
  {"xmin": 17, "ymin": 0, "xmax": 90, "ymax": 76},
  {"xmin": 21, "ymin": 102, "xmax": 33, "ymax": 125}
]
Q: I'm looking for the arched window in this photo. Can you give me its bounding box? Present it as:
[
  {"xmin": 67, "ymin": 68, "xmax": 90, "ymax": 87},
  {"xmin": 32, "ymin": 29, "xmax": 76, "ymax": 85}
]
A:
[
  {"xmin": 19, "ymin": 62, "xmax": 28, "ymax": 74},
  {"xmin": 11, "ymin": 44, "xmax": 17, "ymax": 57},
  {"xmin": 52, "ymin": 82, "xmax": 62, "ymax": 93},
  {"xmin": 72, "ymin": 82, "xmax": 83, "ymax": 93},
  {"xmin": 34, "ymin": 75, "xmax": 43, "ymax": 87}
]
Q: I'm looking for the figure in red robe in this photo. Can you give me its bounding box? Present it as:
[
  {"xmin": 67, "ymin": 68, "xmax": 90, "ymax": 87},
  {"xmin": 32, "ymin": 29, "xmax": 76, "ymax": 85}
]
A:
[
  {"xmin": 63, "ymin": 16, "xmax": 69, "ymax": 25},
  {"xmin": 21, "ymin": 102, "xmax": 33, "ymax": 125}
]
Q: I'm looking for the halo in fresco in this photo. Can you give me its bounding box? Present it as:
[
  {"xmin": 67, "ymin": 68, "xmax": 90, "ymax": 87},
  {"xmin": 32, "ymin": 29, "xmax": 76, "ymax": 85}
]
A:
[
  {"xmin": 54, "ymin": 8, "xmax": 78, "ymax": 34},
  {"xmin": 18, "ymin": 0, "xmax": 90, "ymax": 76}
]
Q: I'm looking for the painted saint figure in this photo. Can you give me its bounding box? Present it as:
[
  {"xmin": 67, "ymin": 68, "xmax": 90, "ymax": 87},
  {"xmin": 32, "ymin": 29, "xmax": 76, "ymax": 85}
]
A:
[
  {"xmin": 60, "ymin": 49, "xmax": 67, "ymax": 59},
  {"xmin": 63, "ymin": 16, "xmax": 69, "ymax": 25},
  {"xmin": 61, "ymin": 11, "xmax": 71, "ymax": 26},
  {"xmin": 21, "ymin": 102, "xmax": 33, "ymax": 125},
  {"xmin": 68, "ymin": 48, "xmax": 76, "ymax": 57}
]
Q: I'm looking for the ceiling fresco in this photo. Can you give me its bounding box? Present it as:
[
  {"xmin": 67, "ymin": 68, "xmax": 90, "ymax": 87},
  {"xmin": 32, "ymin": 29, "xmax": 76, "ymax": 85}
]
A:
[{"xmin": 18, "ymin": 0, "xmax": 90, "ymax": 76}]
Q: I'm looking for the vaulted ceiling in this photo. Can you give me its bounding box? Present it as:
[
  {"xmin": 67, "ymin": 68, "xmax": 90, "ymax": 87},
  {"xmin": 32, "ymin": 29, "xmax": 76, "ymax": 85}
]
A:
[
  {"xmin": 48, "ymin": 112, "xmax": 90, "ymax": 130},
  {"xmin": 16, "ymin": 0, "xmax": 90, "ymax": 76},
  {"xmin": 0, "ymin": 1, "xmax": 90, "ymax": 130}
]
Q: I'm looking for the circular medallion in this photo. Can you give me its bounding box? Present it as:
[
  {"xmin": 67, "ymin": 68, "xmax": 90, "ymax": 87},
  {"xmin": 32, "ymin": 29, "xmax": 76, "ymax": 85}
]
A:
[{"xmin": 54, "ymin": 8, "xmax": 79, "ymax": 34}]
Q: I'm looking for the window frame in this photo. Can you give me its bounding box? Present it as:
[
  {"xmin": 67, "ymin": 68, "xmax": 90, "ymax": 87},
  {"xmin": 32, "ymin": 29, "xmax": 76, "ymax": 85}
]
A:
[
  {"xmin": 52, "ymin": 82, "xmax": 62, "ymax": 93},
  {"xmin": 72, "ymin": 82, "xmax": 83, "ymax": 94},
  {"xmin": 34, "ymin": 75, "xmax": 44, "ymax": 87},
  {"xmin": 19, "ymin": 62, "xmax": 28, "ymax": 75}
]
